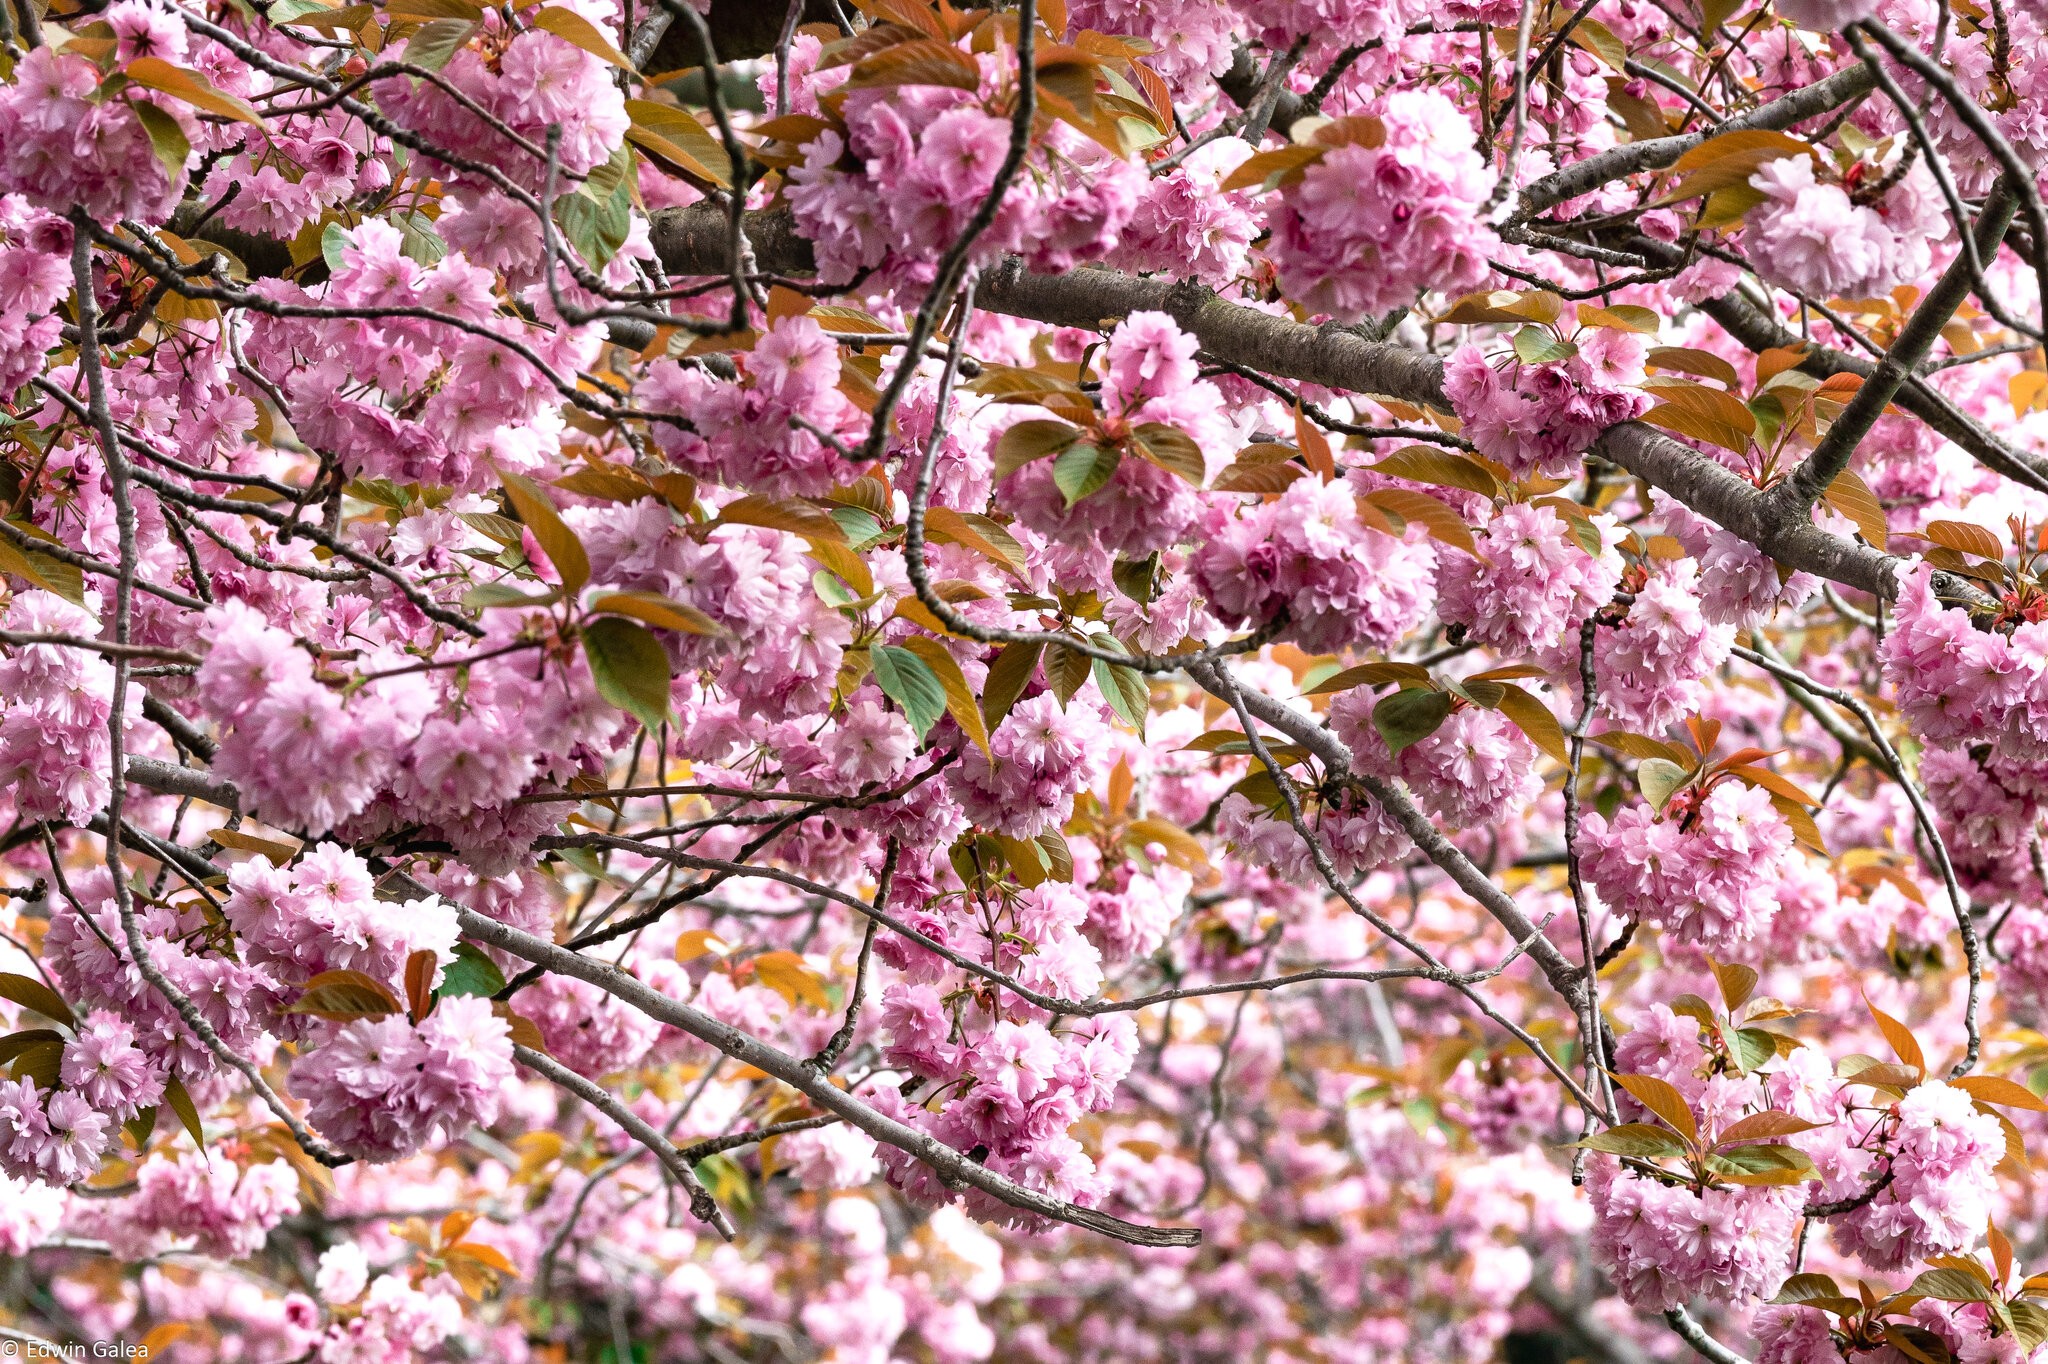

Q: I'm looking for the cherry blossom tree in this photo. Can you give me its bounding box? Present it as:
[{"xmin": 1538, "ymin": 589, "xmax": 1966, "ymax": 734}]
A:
[{"xmin": 1, "ymin": 0, "xmax": 2047, "ymax": 1359}]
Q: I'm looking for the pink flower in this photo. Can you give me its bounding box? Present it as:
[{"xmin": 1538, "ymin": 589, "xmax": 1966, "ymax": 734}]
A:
[
  {"xmin": 1745, "ymin": 154, "xmax": 1946, "ymax": 300},
  {"xmin": 0, "ymin": 49, "xmax": 183, "ymax": 222},
  {"xmin": 60, "ymin": 1010, "xmax": 165, "ymax": 1121},
  {"xmin": 1830, "ymin": 1081, "xmax": 2006, "ymax": 1270},
  {"xmin": 1263, "ymin": 89, "xmax": 1498, "ymax": 320},
  {"xmin": 1438, "ymin": 501, "xmax": 1626, "ymax": 655},
  {"xmin": 780, "ymin": 1124, "xmax": 881, "ymax": 1191},
  {"xmin": 1193, "ymin": 476, "xmax": 1437, "ymax": 653},
  {"xmin": 1581, "ymin": 780, "xmax": 1798, "ymax": 954}
]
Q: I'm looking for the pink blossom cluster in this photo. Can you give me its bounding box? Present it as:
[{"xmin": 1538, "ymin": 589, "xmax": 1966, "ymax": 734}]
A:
[
  {"xmin": 199, "ymin": 118, "xmax": 389, "ymax": 242},
  {"xmin": 642, "ymin": 315, "xmax": 867, "ymax": 497},
  {"xmin": 43, "ymin": 878, "xmax": 281, "ymax": 1086},
  {"xmin": 1755, "ymin": 1299, "xmax": 2039, "ymax": 1364},
  {"xmin": 871, "ymin": 1005, "xmax": 1138, "ymax": 1228},
  {"xmin": 88, "ymin": 1152, "xmax": 300, "ymax": 1260},
  {"xmin": 0, "ymin": 197, "xmax": 68, "ymax": 397},
  {"xmin": 1193, "ymin": 476, "xmax": 1437, "ymax": 653},
  {"xmin": 1882, "ymin": 561, "xmax": 2048, "ymax": 755},
  {"xmin": 1216, "ymin": 785, "xmax": 1414, "ymax": 883},
  {"xmin": 196, "ymin": 598, "xmax": 621, "ymax": 869},
  {"xmin": 0, "ymin": 591, "xmax": 124, "ymax": 824},
  {"xmin": 950, "ymin": 693, "xmax": 1111, "ymax": 840},
  {"xmin": 521, "ymin": 972, "xmax": 661, "ymax": 1076},
  {"xmin": 568, "ymin": 506, "xmax": 851, "ymax": 725},
  {"xmin": 1921, "ymin": 744, "xmax": 2048, "ymax": 904},
  {"xmin": 1662, "ymin": 503, "xmax": 1818, "ymax": 628},
  {"xmin": 1577, "ymin": 558, "xmax": 1737, "ymax": 732},
  {"xmin": 999, "ymin": 312, "xmax": 1228, "ymax": 559},
  {"xmin": 1442, "ymin": 332, "xmax": 1652, "ymax": 479},
  {"xmin": 1262, "ymin": 89, "xmax": 1498, "ymax": 322},
  {"xmin": 4, "ymin": 0, "xmax": 2048, "ymax": 1357},
  {"xmin": 312, "ymin": 1263, "xmax": 465, "ymax": 1364},
  {"xmin": 1329, "ymin": 687, "xmax": 1542, "ymax": 831},
  {"xmin": 784, "ymin": 40, "xmax": 1143, "ymax": 286},
  {"xmin": 223, "ymin": 844, "xmax": 458, "ymax": 993},
  {"xmin": 1082, "ymin": 862, "xmax": 1191, "ymax": 967},
  {"xmin": 376, "ymin": 21, "xmax": 629, "ymax": 190},
  {"xmin": 286, "ymin": 996, "xmax": 514, "ymax": 1162},
  {"xmin": 58, "ymin": 1010, "xmax": 164, "ymax": 1121},
  {"xmin": 1745, "ymin": 152, "xmax": 1949, "ymax": 301},
  {"xmin": 246, "ymin": 218, "xmax": 604, "ymax": 493},
  {"xmin": 862, "ymin": 880, "xmax": 1135, "ymax": 1224},
  {"xmin": 1435, "ymin": 501, "xmax": 1626, "ymax": 655},
  {"xmin": 1585, "ymin": 1156, "xmax": 1804, "ymax": 1310},
  {"xmin": 1579, "ymin": 780, "xmax": 1799, "ymax": 954},
  {"xmin": 0, "ymin": 48, "xmax": 186, "ymax": 223},
  {"xmin": 0, "ymin": 1076, "xmax": 114, "ymax": 1186},
  {"xmin": 1443, "ymin": 1062, "xmax": 1558, "ymax": 1154},
  {"xmin": 1106, "ymin": 138, "xmax": 1259, "ymax": 285},
  {"xmin": 1825, "ymin": 1080, "xmax": 2007, "ymax": 1271}
]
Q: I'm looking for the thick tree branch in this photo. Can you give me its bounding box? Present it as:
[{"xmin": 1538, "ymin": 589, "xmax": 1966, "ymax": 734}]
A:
[
  {"xmin": 457, "ymin": 910, "xmax": 1204, "ymax": 1249},
  {"xmin": 1765, "ymin": 176, "xmax": 2021, "ymax": 513},
  {"xmin": 1510, "ymin": 66, "xmax": 1877, "ymax": 223},
  {"xmin": 645, "ymin": 205, "xmax": 1910, "ymax": 601}
]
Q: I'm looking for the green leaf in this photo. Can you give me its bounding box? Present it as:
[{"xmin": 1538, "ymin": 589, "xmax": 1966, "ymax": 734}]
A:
[
  {"xmin": 981, "ymin": 640, "xmax": 1042, "ymax": 729},
  {"xmin": 1570, "ymin": 1123, "xmax": 1687, "ymax": 1159},
  {"xmin": 502, "ymin": 472, "xmax": 590, "ymax": 594},
  {"xmin": 1908, "ymin": 1268, "xmax": 1999, "ymax": 1305},
  {"xmin": 131, "ymin": 101, "xmax": 192, "ymax": 184},
  {"xmin": 828, "ymin": 505, "xmax": 886, "ymax": 548},
  {"xmin": 1716, "ymin": 1109, "xmax": 1825, "ymax": 1143},
  {"xmin": 288, "ymin": 969, "xmax": 403, "ymax": 1020},
  {"xmin": 0, "ymin": 973, "xmax": 74, "ymax": 1030},
  {"xmin": 530, "ymin": 5, "xmax": 635, "ymax": 69},
  {"xmin": 1372, "ymin": 687, "xmax": 1453, "ymax": 756},
  {"xmin": 1112, "ymin": 553, "xmax": 1160, "ymax": 604},
  {"xmin": 1302, "ymin": 661, "xmax": 1435, "ymax": 695},
  {"xmin": 1512, "ymin": 326, "xmax": 1578, "ymax": 365},
  {"xmin": 10, "ymin": 1039, "xmax": 61, "ymax": 1089},
  {"xmin": 437, "ymin": 943, "xmax": 507, "ymax": 999},
  {"xmin": 1769, "ymin": 1273, "xmax": 1844, "ymax": 1306},
  {"xmin": 2009, "ymin": 1301, "xmax": 2048, "ymax": 1352},
  {"xmin": 1052, "ymin": 442, "xmax": 1121, "ymax": 506},
  {"xmin": 0, "ymin": 1029, "xmax": 64, "ymax": 1067},
  {"xmin": 1131, "ymin": 423, "xmax": 1206, "ymax": 484},
  {"xmin": 165, "ymin": 1073, "xmax": 206, "ymax": 1148},
  {"xmin": 1494, "ymin": 682, "xmax": 1569, "ymax": 766},
  {"xmin": 404, "ymin": 17, "xmax": 478, "ymax": 72},
  {"xmin": 1669, "ymin": 994, "xmax": 1717, "ymax": 1029},
  {"xmin": 902, "ymin": 635, "xmax": 990, "ymax": 755},
  {"xmin": 1637, "ymin": 757, "xmax": 1690, "ymax": 812},
  {"xmin": 1567, "ymin": 16, "xmax": 1627, "ymax": 70},
  {"xmin": 1730, "ymin": 1027, "xmax": 1781, "ymax": 1074},
  {"xmin": 1092, "ymin": 653, "xmax": 1150, "ymax": 737},
  {"xmin": 590, "ymin": 590, "xmax": 726, "ymax": 636},
  {"xmin": 1711, "ymin": 959, "xmax": 1759, "ymax": 1013},
  {"xmin": 870, "ymin": 644, "xmax": 947, "ymax": 740},
  {"xmin": 462, "ymin": 582, "xmax": 559, "ymax": 610},
  {"xmin": 395, "ymin": 210, "xmax": 447, "ymax": 267},
  {"xmin": 1044, "ymin": 640, "xmax": 1091, "ymax": 706},
  {"xmin": 553, "ymin": 153, "xmax": 634, "ymax": 270},
  {"xmin": 1612, "ymin": 1072, "xmax": 1699, "ymax": 1144},
  {"xmin": 583, "ymin": 617, "xmax": 674, "ymax": 732},
  {"xmin": 1881, "ymin": 1322, "xmax": 1956, "ymax": 1364},
  {"xmin": 321, "ymin": 220, "xmax": 351, "ymax": 274},
  {"xmin": 1704, "ymin": 1143, "xmax": 1814, "ymax": 1184},
  {"xmin": 124, "ymin": 1105, "xmax": 159, "ymax": 1151},
  {"xmin": 1369, "ymin": 446, "xmax": 1502, "ymax": 499}
]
